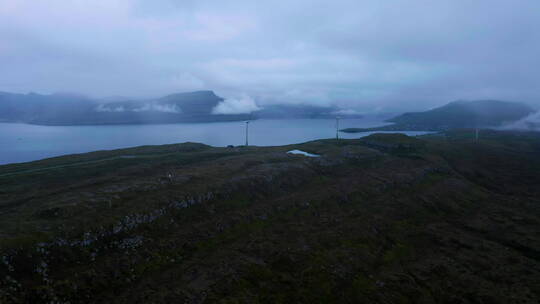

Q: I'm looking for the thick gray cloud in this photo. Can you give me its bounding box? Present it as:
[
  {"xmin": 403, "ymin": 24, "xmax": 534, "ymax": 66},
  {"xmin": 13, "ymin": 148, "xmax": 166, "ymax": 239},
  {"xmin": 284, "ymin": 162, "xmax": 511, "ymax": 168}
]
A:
[{"xmin": 1, "ymin": 0, "xmax": 539, "ymax": 112}]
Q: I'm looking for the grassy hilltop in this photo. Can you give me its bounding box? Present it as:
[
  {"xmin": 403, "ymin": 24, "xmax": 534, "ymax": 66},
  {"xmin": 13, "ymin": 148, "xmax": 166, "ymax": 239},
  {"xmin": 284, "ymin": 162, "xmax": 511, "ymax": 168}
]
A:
[{"xmin": 1, "ymin": 130, "xmax": 540, "ymax": 303}]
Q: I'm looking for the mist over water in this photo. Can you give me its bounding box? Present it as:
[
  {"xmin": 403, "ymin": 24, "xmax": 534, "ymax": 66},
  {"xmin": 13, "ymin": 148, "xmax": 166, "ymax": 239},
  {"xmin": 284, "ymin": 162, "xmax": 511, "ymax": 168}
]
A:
[{"xmin": 0, "ymin": 119, "xmax": 430, "ymax": 165}]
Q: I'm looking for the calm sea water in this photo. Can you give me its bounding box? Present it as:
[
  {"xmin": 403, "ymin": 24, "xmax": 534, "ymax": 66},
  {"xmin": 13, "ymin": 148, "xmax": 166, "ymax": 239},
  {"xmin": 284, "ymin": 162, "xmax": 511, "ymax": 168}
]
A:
[{"xmin": 0, "ymin": 119, "xmax": 430, "ymax": 165}]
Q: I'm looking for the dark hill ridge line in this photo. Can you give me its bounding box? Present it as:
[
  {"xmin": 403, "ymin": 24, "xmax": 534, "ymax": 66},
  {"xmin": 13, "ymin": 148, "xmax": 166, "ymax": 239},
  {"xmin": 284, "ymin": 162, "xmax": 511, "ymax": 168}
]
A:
[
  {"xmin": 1, "ymin": 130, "xmax": 540, "ymax": 302},
  {"xmin": 341, "ymin": 100, "xmax": 535, "ymax": 133}
]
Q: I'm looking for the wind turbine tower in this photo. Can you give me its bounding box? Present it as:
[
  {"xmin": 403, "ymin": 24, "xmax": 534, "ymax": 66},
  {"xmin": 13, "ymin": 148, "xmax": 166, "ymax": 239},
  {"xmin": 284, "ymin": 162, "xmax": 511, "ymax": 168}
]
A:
[
  {"xmin": 336, "ymin": 116, "xmax": 340, "ymax": 140},
  {"xmin": 245, "ymin": 121, "xmax": 250, "ymax": 146}
]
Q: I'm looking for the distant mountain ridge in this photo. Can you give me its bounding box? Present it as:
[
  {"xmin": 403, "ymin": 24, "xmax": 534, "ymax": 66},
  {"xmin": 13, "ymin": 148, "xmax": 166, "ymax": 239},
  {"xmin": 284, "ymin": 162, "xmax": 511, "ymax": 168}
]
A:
[
  {"xmin": 341, "ymin": 100, "xmax": 536, "ymax": 133},
  {"xmin": 0, "ymin": 90, "xmax": 363, "ymax": 125},
  {"xmin": 0, "ymin": 92, "xmax": 96, "ymax": 124},
  {"xmin": 97, "ymin": 91, "xmax": 223, "ymax": 115},
  {"xmin": 389, "ymin": 100, "xmax": 534, "ymax": 127},
  {"xmin": 252, "ymin": 104, "xmax": 362, "ymax": 119},
  {"xmin": 0, "ymin": 91, "xmax": 249, "ymax": 125}
]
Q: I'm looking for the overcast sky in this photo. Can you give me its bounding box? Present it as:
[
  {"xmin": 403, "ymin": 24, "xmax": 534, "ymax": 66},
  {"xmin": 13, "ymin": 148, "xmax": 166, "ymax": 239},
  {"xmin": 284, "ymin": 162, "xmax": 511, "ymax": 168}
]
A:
[{"xmin": 1, "ymin": 0, "xmax": 539, "ymax": 112}]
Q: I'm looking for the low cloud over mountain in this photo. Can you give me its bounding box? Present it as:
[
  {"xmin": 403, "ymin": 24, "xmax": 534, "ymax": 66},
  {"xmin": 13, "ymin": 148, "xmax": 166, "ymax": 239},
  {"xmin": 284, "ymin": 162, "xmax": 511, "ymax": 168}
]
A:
[
  {"xmin": 501, "ymin": 111, "xmax": 540, "ymax": 131},
  {"xmin": 212, "ymin": 95, "xmax": 261, "ymax": 115},
  {"xmin": 96, "ymin": 103, "xmax": 182, "ymax": 114},
  {"xmin": 1, "ymin": 90, "xmax": 363, "ymax": 125}
]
